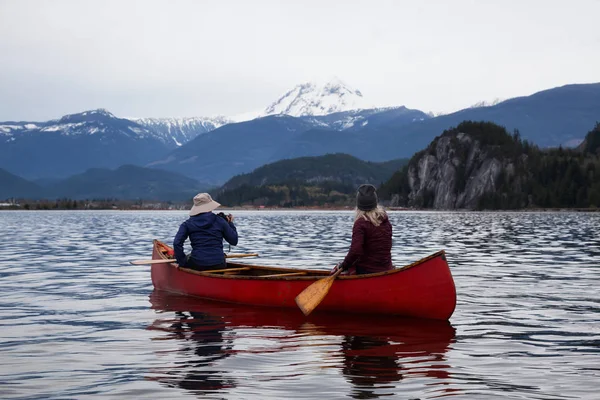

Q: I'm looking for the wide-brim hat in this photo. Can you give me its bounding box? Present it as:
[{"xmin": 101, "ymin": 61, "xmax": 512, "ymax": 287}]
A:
[{"xmin": 189, "ymin": 192, "xmax": 220, "ymax": 216}]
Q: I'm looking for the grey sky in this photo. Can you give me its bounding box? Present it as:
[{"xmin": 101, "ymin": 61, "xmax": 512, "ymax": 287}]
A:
[{"xmin": 0, "ymin": 0, "xmax": 599, "ymax": 121}]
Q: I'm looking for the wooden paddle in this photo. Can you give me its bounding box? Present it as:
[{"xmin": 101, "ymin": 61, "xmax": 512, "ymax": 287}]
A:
[
  {"xmin": 295, "ymin": 266, "xmax": 344, "ymax": 316},
  {"xmin": 129, "ymin": 253, "xmax": 259, "ymax": 265}
]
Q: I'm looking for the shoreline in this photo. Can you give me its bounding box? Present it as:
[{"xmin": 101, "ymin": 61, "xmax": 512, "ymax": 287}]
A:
[{"xmin": 0, "ymin": 206, "xmax": 598, "ymax": 212}]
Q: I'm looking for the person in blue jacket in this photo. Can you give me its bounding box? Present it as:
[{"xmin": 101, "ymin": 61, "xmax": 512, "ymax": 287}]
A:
[{"xmin": 173, "ymin": 192, "xmax": 238, "ymax": 271}]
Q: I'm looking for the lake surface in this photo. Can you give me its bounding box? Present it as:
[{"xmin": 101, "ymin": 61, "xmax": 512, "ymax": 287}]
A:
[{"xmin": 0, "ymin": 210, "xmax": 599, "ymax": 399}]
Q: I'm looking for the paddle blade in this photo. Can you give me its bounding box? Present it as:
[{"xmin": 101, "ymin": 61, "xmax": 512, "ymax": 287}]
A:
[{"xmin": 295, "ymin": 269, "xmax": 342, "ymax": 316}]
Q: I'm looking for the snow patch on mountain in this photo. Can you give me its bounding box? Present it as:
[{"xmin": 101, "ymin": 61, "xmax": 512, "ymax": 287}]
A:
[
  {"xmin": 134, "ymin": 116, "xmax": 230, "ymax": 133},
  {"xmin": 80, "ymin": 109, "xmax": 115, "ymax": 117},
  {"xmin": 0, "ymin": 125, "xmax": 22, "ymax": 135},
  {"xmin": 230, "ymin": 109, "xmax": 262, "ymax": 123},
  {"xmin": 41, "ymin": 123, "xmax": 86, "ymax": 133},
  {"xmin": 262, "ymin": 78, "xmax": 373, "ymax": 118},
  {"xmin": 469, "ymin": 98, "xmax": 505, "ymax": 109},
  {"xmin": 133, "ymin": 116, "xmax": 232, "ymax": 146}
]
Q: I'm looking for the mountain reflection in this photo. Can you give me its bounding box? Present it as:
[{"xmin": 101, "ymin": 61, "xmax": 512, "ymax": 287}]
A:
[{"xmin": 148, "ymin": 290, "xmax": 455, "ymax": 399}]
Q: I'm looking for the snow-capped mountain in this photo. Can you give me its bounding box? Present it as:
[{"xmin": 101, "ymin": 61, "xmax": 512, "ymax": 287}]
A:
[
  {"xmin": 262, "ymin": 78, "xmax": 372, "ymax": 118},
  {"xmin": 133, "ymin": 116, "xmax": 232, "ymax": 146},
  {"xmin": 1, "ymin": 109, "xmax": 158, "ymax": 141},
  {"xmin": 0, "ymin": 109, "xmax": 230, "ymax": 147},
  {"xmin": 0, "ymin": 109, "xmax": 175, "ymax": 179}
]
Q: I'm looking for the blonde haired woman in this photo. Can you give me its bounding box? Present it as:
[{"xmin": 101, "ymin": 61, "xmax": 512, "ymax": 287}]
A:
[{"xmin": 336, "ymin": 184, "xmax": 393, "ymax": 275}]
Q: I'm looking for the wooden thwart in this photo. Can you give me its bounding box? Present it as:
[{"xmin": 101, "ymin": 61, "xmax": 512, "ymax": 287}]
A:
[
  {"xmin": 261, "ymin": 272, "xmax": 307, "ymax": 278},
  {"xmin": 129, "ymin": 253, "xmax": 258, "ymax": 265},
  {"xmin": 205, "ymin": 267, "xmax": 251, "ymax": 274}
]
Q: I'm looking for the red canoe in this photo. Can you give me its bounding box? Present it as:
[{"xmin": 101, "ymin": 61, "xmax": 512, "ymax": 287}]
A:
[{"xmin": 150, "ymin": 239, "xmax": 457, "ymax": 320}]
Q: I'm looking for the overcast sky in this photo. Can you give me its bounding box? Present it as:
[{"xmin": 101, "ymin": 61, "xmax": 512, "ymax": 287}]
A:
[{"xmin": 0, "ymin": 0, "xmax": 599, "ymax": 121}]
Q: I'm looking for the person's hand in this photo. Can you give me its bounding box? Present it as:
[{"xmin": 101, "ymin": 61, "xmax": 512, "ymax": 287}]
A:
[
  {"xmin": 227, "ymin": 214, "xmax": 234, "ymax": 223},
  {"xmin": 329, "ymin": 263, "xmax": 340, "ymax": 275},
  {"xmin": 329, "ymin": 262, "xmax": 345, "ymax": 275}
]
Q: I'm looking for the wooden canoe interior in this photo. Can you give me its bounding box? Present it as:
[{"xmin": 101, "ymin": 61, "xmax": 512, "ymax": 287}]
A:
[
  {"xmin": 153, "ymin": 239, "xmax": 446, "ymax": 280},
  {"xmin": 154, "ymin": 240, "xmax": 329, "ymax": 279}
]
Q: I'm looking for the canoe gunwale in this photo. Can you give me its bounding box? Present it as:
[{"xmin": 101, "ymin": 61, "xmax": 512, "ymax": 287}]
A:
[{"xmin": 152, "ymin": 239, "xmax": 447, "ymax": 281}]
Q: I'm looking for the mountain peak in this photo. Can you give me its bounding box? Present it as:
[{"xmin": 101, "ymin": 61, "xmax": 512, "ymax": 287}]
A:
[
  {"xmin": 83, "ymin": 108, "xmax": 115, "ymax": 117},
  {"xmin": 263, "ymin": 78, "xmax": 371, "ymax": 117},
  {"xmin": 58, "ymin": 109, "xmax": 117, "ymax": 123}
]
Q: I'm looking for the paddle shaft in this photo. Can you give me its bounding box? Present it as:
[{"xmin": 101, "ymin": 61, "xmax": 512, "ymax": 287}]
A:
[{"xmin": 130, "ymin": 253, "xmax": 258, "ymax": 265}]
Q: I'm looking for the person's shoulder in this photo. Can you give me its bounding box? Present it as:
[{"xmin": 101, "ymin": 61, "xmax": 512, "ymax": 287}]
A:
[
  {"xmin": 214, "ymin": 215, "xmax": 229, "ymax": 227},
  {"xmin": 353, "ymin": 217, "xmax": 369, "ymax": 228}
]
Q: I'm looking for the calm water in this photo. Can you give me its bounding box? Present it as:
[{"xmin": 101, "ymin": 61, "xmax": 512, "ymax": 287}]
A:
[{"xmin": 0, "ymin": 210, "xmax": 599, "ymax": 399}]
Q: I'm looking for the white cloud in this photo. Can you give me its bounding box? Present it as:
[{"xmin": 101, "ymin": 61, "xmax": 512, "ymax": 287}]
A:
[{"xmin": 0, "ymin": 0, "xmax": 599, "ymax": 120}]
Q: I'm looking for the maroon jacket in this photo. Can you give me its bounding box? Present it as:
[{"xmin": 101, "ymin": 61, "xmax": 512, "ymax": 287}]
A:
[{"xmin": 341, "ymin": 215, "xmax": 393, "ymax": 274}]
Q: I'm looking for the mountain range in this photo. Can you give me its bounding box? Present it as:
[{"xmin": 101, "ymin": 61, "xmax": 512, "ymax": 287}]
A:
[
  {"xmin": 1, "ymin": 80, "xmax": 599, "ymax": 191},
  {"xmin": 0, "ymin": 153, "xmax": 406, "ymax": 201},
  {"xmin": 0, "ymin": 165, "xmax": 204, "ymax": 200},
  {"xmin": 152, "ymin": 83, "xmax": 600, "ymax": 184},
  {"xmin": 149, "ymin": 106, "xmax": 428, "ymax": 184},
  {"xmin": 0, "ymin": 109, "xmax": 171, "ymax": 179}
]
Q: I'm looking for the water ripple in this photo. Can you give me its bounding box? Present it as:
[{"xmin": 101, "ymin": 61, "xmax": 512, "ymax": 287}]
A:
[{"xmin": 0, "ymin": 210, "xmax": 599, "ymax": 399}]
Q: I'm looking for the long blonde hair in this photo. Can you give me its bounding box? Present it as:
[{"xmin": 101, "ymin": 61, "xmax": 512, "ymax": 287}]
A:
[{"xmin": 355, "ymin": 205, "xmax": 387, "ymax": 227}]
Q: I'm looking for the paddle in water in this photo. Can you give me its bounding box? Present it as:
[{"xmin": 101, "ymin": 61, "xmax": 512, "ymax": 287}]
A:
[{"xmin": 295, "ymin": 267, "xmax": 344, "ymax": 316}]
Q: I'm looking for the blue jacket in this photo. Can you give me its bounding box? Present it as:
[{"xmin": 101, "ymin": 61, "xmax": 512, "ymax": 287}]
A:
[{"xmin": 173, "ymin": 212, "xmax": 238, "ymax": 267}]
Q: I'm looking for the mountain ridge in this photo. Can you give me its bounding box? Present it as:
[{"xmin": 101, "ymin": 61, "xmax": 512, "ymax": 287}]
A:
[{"xmin": 0, "ymin": 165, "xmax": 207, "ymax": 200}]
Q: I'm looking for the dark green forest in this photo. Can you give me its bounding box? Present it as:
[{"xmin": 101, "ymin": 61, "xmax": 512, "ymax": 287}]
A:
[{"xmin": 215, "ymin": 154, "xmax": 408, "ymax": 207}]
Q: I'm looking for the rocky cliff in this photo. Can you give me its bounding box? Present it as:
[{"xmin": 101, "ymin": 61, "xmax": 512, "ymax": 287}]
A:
[{"xmin": 382, "ymin": 121, "xmax": 531, "ymax": 209}]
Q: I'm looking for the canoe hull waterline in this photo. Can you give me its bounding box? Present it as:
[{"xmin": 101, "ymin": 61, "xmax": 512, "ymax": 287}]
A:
[{"xmin": 150, "ymin": 240, "xmax": 456, "ymax": 320}]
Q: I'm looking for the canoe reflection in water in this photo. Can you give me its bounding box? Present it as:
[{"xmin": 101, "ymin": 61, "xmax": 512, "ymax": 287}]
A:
[{"xmin": 147, "ymin": 290, "xmax": 456, "ymax": 399}]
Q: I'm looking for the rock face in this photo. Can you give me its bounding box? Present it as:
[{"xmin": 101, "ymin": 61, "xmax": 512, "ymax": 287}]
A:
[{"xmin": 386, "ymin": 122, "xmax": 528, "ymax": 210}]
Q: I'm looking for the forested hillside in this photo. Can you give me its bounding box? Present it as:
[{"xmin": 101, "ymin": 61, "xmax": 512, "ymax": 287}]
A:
[{"xmin": 216, "ymin": 154, "xmax": 408, "ymax": 207}]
